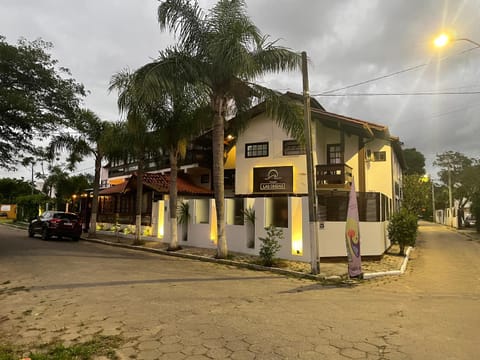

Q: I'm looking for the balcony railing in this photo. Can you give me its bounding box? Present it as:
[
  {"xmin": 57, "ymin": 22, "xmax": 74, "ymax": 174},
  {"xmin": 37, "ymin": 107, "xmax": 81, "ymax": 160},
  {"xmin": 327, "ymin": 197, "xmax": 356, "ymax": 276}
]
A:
[{"xmin": 316, "ymin": 163, "xmax": 353, "ymax": 189}]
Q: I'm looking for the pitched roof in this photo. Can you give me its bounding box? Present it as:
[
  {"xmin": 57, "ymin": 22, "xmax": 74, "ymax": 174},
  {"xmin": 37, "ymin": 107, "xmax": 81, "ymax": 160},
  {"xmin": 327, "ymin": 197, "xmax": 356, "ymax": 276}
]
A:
[
  {"xmin": 311, "ymin": 108, "xmax": 406, "ymax": 168},
  {"xmin": 99, "ymin": 172, "xmax": 212, "ymax": 196},
  {"xmin": 98, "ymin": 181, "xmax": 129, "ymax": 195}
]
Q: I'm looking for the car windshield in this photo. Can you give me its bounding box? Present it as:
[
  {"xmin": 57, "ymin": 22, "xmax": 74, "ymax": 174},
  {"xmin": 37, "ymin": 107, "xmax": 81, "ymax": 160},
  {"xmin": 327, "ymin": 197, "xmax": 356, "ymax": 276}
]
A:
[{"xmin": 53, "ymin": 213, "xmax": 78, "ymax": 221}]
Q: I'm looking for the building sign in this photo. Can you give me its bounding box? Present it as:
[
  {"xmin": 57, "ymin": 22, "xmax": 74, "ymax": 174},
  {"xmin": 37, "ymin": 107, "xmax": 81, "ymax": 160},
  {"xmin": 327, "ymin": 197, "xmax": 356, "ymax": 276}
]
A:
[{"xmin": 253, "ymin": 166, "xmax": 293, "ymax": 193}]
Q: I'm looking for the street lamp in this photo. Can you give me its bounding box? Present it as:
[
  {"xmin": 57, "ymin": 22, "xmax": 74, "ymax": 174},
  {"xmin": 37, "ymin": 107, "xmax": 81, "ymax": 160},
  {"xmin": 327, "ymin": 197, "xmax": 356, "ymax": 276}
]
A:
[{"xmin": 433, "ymin": 33, "xmax": 480, "ymax": 48}]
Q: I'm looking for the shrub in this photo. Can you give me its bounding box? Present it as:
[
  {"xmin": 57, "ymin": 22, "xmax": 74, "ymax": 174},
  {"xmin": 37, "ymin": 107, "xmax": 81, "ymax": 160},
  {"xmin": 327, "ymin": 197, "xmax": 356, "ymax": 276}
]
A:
[
  {"xmin": 258, "ymin": 225, "xmax": 283, "ymax": 266},
  {"xmin": 242, "ymin": 206, "xmax": 256, "ymax": 224},
  {"xmin": 142, "ymin": 226, "xmax": 152, "ymax": 236},
  {"xmin": 388, "ymin": 209, "xmax": 418, "ymax": 255},
  {"xmin": 471, "ymin": 192, "xmax": 480, "ymax": 233},
  {"xmin": 123, "ymin": 225, "xmax": 135, "ymax": 235}
]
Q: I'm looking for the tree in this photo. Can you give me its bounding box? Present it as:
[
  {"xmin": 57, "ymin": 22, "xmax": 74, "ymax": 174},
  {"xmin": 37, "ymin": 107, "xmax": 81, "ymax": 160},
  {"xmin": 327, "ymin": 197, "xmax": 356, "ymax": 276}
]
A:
[
  {"xmin": 119, "ymin": 47, "xmax": 210, "ymax": 250},
  {"xmin": 402, "ymin": 174, "xmax": 431, "ymax": 217},
  {"xmin": 387, "ymin": 209, "xmax": 418, "ymax": 255},
  {"xmin": 403, "ymin": 148, "xmax": 425, "ymax": 175},
  {"xmin": 433, "ymin": 151, "xmax": 478, "ymax": 209},
  {"xmin": 151, "ymin": 88, "xmax": 209, "ymax": 251},
  {"xmin": 0, "ymin": 36, "xmax": 85, "ymax": 169},
  {"xmin": 49, "ymin": 109, "xmax": 114, "ymax": 237},
  {"xmin": 109, "ymin": 70, "xmax": 166, "ymax": 244},
  {"xmin": 0, "ymin": 178, "xmax": 34, "ymax": 203},
  {"xmin": 148, "ymin": 0, "xmax": 302, "ymax": 258}
]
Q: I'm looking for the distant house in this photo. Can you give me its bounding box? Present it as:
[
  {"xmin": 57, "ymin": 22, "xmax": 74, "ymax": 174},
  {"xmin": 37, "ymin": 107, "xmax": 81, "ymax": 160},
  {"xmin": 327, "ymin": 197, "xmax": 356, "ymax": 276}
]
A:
[{"xmin": 96, "ymin": 93, "xmax": 405, "ymax": 260}]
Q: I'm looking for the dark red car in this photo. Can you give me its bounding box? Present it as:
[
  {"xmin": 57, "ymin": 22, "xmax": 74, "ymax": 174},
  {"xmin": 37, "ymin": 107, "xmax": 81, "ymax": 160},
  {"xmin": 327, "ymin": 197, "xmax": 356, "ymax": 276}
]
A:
[{"xmin": 28, "ymin": 211, "xmax": 82, "ymax": 241}]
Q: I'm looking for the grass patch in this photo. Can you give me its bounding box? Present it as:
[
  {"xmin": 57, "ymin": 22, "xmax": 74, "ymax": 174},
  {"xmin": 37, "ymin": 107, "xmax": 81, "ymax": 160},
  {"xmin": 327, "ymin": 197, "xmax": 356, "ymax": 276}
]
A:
[{"xmin": 0, "ymin": 335, "xmax": 122, "ymax": 360}]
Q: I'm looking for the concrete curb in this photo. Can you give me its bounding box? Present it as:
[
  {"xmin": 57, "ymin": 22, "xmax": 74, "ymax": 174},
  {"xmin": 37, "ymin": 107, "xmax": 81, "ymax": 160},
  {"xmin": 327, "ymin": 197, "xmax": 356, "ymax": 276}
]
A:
[
  {"xmin": 363, "ymin": 246, "xmax": 413, "ymax": 279},
  {"xmin": 82, "ymin": 236, "xmax": 411, "ymax": 283},
  {"xmin": 81, "ymin": 237, "xmax": 327, "ymax": 281},
  {"xmin": 1, "ymin": 223, "xmax": 412, "ymax": 282}
]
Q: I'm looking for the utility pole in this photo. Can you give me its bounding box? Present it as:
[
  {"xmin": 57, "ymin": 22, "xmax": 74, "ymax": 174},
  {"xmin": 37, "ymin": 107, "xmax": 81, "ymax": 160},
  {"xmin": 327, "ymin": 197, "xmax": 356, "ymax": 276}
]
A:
[
  {"xmin": 448, "ymin": 164, "xmax": 453, "ymax": 226},
  {"xmin": 431, "ymin": 178, "xmax": 436, "ymax": 223},
  {"xmin": 302, "ymin": 51, "xmax": 320, "ymax": 274}
]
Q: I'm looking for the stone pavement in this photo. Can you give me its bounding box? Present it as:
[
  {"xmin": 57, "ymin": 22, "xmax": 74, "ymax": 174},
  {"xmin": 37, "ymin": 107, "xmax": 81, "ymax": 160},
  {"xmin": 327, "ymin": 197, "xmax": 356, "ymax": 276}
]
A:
[{"xmin": 2, "ymin": 222, "xmax": 479, "ymax": 359}]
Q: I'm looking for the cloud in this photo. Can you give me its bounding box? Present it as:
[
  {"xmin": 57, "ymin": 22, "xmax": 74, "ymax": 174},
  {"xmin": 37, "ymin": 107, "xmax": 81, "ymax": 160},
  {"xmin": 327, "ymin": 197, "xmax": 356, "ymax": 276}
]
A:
[{"xmin": 1, "ymin": 0, "xmax": 479, "ymax": 180}]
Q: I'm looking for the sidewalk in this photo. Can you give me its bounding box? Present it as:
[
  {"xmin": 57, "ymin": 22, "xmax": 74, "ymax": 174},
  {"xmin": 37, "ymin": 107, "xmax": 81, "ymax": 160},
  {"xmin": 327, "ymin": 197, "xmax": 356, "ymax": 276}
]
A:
[{"xmin": 84, "ymin": 231, "xmax": 409, "ymax": 281}]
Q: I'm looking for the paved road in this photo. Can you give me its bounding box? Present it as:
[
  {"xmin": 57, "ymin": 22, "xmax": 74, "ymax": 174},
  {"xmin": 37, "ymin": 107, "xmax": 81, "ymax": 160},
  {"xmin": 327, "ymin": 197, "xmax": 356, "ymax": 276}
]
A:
[{"xmin": 1, "ymin": 222, "xmax": 479, "ymax": 359}]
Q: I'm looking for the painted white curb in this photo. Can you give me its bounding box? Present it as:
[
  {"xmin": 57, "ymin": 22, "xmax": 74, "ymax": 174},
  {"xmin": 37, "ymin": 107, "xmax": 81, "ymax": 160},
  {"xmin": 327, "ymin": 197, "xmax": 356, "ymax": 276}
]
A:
[{"xmin": 363, "ymin": 246, "xmax": 413, "ymax": 280}]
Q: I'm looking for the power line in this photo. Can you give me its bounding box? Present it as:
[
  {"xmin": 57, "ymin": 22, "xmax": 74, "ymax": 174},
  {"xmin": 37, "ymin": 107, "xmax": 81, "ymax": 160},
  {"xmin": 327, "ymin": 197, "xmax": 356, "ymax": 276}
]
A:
[
  {"xmin": 315, "ymin": 91, "xmax": 480, "ymax": 97},
  {"xmin": 317, "ymin": 45, "xmax": 480, "ymax": 95}
]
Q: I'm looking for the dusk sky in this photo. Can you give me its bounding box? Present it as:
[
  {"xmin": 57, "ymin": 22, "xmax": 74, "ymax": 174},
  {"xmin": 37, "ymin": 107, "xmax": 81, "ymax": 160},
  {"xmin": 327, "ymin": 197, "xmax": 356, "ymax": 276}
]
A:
[{"xmin": 1, "ymin": 0, "xmax": 479, "ymax": 180}]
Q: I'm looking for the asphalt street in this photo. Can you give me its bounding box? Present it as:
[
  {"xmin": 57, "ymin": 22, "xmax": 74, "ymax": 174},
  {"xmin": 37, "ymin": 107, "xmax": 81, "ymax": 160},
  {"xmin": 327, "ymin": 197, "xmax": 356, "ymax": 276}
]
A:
[{"xmin": 1, "ymin": 221, "xmax": 479, "ymax": 359}]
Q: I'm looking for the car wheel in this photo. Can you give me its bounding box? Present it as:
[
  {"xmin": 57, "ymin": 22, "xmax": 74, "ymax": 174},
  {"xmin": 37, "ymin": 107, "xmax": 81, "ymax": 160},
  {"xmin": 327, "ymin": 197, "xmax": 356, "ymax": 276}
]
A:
[
  {"xmin": 41, "ymin": 228, "xmax": 50, "ymax": 241},
  {"xmin": 71, "ymin": 236, "xmax": 80, "ymax": 242},
  {"xmin": 28, "ymin": 227, "xmax": 35, "ymax": 238}
]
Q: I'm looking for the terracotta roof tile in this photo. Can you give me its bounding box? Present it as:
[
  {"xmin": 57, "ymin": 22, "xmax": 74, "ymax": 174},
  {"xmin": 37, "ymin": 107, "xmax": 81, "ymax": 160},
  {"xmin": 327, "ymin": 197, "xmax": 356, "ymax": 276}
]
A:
[
  {"xmin": 99, "ymin": 173, "xmax": 212, "ymax": 196},
  {"xmin": 98, "ymin": 181, "xmax": 129, "ymax": 195}
]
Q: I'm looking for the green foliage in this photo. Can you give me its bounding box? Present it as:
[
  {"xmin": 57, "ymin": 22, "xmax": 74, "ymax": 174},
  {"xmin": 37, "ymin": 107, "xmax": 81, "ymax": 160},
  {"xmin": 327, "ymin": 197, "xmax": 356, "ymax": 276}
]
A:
[
  {"xmin": 259, "ymin": 225, "xmax": 283, "ymax": 266},
  {"xmin": 242, "ymin": 206, "xmax": 256, "ymax": 224},
  {"xmin": 42, "ymin": 169, "xmax": 92, "ymax": 211},
  {"xmin": 471, "ymin": 192, "xmax": 480, "ymax": 233},
  {"xmin": 0, "ymin": 36, "xmax": 85, "ymax": 169},
  {"xmin": 177, "ymin": 201, "xmax": 190, "ymax": 224},
  {"xmin": 122, "ymin": 225, "xmax": 135, "ymax": 235},
  {"xmin": 15, "ymin": 193, "xmax": 49, "ymax": 221},
  {"xmin": 403, "ymin": 148, "xmax": 426, "ymax": 175},
  {"xmin": 154, "ymin": 0, "xmax": 302, "ymax": 258},
  {"xmin": 388, "ymin": 209, "xmax": 418, "ymax": 255},
  {"xmin": 0, "ymin": 335, "xmax": 121, "ymax": 360},
  {"xmin": 402, "ymin": 174, "xmax": 431, "ymax": 217},
  {"xmin": 0, "ymin": 178, "xmax": 34, "ymax": 203},
  {"xmin": 433, "ymin": 151, "xmax": 480, "ymax": 208}
]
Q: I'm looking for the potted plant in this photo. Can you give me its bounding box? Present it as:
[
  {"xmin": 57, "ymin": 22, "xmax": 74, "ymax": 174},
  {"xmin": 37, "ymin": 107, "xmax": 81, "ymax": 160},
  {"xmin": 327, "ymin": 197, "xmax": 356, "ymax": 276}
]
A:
[
  {"xmin": 242, "ymin": 206, "xmax": 256, "ymax": 248},
  {"xmin": 177, "ymin": 201, "xmax": 190, "ymax": 241}
]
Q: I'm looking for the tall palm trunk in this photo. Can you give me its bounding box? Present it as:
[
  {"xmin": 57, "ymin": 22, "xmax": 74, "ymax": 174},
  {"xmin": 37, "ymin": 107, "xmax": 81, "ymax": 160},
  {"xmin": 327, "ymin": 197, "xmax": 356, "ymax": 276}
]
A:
[
  {"xmin": 212, "ymin": 96, "xmax": 227, "ymax": 258},
  {"xmin": 134, "ymin": 159, "xmax": 145, "ymax": 244},
  {"xmin": 88, "ymin": 154, "xmax": 101, "ymax": 238},
  {"xmin": 168, "ymin": 149, "xmax": 180, "ymax": 250}
]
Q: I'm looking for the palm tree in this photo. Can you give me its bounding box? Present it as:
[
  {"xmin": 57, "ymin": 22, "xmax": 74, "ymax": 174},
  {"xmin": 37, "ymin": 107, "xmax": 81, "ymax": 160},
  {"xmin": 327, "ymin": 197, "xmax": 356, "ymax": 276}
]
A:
[
  {"xmin": 111, "ymin": 63, "xmax": 209, "ymax": 249},
  {"xmin": 109, "ymin": 70, "xmax": 167, "ymax": 244},
  {"xmin": 49, "ymin": 109, "xmax": 113, "ymax": 237},
  {"xmin": 144, "ymin": 0, "xmax": 302, "ymax": 258},
  {"xmin": 151, "ymin": 86, "xmax": 209, "ymax": 250}
]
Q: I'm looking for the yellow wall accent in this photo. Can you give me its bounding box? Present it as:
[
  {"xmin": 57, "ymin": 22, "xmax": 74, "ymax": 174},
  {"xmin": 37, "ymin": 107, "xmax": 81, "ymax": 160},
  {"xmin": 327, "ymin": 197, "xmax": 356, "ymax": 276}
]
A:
[
  {"xmin": 210, "ymin": 199, "xmax": 217, "ymax": 244},
  {"xmin": 157, "ymin": 200, "xmax": 164, "ymax": 238},
  {"xmin": 291, "ymin": 197, "xmax": 303, "ymax": 256}
]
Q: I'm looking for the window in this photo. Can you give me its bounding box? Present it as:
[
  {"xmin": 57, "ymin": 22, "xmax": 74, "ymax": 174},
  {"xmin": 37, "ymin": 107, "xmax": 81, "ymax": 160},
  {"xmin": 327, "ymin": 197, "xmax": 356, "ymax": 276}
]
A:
[
  {"xmin": 194, "ymin": 199, "xmax": 209, "ymax": 224},
  {"xmin": 283, "ymin": 140, "xmax": 305, "ymax": 155},
  {"xmin": 317, "ymin": 192, "xmax": 382, "ymax": 222},
  {"xmin": 327, "ymin": 144, "xmax": 342, "ymax": 164},
  {"xmin": 226, "ymin": 198, "xmax": 244, "ymax": 225},
  {"xmin": 266, "ymin": 197, "xmax": 288, "ymax": 228},
  {"xmin": 245, "ymin": 142, "xmax": 268, "ymax": 158},
  {"xmin": 373, "ymin": 151, "xmax": 386, "ymax": 161}
]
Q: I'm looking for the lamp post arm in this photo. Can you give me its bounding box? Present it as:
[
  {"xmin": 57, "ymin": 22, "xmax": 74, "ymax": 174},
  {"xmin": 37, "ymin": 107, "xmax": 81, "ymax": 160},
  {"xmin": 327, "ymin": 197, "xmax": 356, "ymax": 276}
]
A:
[{"xmin": 457, "ymin": 38, "xmax": 480, "ymax": 47}]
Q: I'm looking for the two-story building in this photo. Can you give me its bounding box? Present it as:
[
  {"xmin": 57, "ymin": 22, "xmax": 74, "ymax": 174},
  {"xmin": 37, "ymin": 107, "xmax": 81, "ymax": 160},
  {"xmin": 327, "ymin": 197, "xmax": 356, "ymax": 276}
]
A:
[{"xmin": 97, "ymin": 93, "xmax": 405, "ymax": 261}]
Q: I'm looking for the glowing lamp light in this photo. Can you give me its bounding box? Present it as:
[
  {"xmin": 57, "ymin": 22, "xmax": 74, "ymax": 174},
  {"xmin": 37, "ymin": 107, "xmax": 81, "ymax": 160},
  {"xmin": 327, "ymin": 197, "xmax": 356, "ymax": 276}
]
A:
[
  {"xmin": 292, "ymin": 238, "xmax": 303, "ymax": 256},
  {"xmin": 434, "ymin": 33, "xmax": 450, "ymax": 47}
]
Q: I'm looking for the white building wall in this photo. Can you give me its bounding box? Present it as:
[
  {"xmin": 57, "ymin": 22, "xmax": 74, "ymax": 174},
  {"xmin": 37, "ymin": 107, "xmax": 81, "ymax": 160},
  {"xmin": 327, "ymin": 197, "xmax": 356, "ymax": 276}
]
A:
[{"xmin": 235, "ymin": 114, "xmax": 308, "ymax": 195}]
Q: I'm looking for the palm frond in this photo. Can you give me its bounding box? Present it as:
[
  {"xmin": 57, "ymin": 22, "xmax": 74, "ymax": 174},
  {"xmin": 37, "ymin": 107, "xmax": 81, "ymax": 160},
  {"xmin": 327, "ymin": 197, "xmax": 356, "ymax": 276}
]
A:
[{"xmin": 158, "ymin": 0, "xmax": 206, "ymax": 53}]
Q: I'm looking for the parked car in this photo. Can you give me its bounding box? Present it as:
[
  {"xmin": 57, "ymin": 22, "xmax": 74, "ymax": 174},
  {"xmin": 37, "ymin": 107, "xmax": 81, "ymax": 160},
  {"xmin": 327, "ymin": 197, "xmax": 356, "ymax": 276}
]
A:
[
  {"xmin": 28, "ymin": 211, "xmax": 82, "ymax": 241},
  {"xmin": 464, "ymin": 215, "xmax": 476, "ymax": 228}
]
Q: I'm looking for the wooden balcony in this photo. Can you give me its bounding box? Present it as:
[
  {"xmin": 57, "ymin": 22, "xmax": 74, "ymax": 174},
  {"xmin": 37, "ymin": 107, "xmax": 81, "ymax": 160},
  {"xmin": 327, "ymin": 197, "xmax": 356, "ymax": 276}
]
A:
[{"xmin": 315, "ymin": 164, "xmax": 353, "ymax": 190}]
